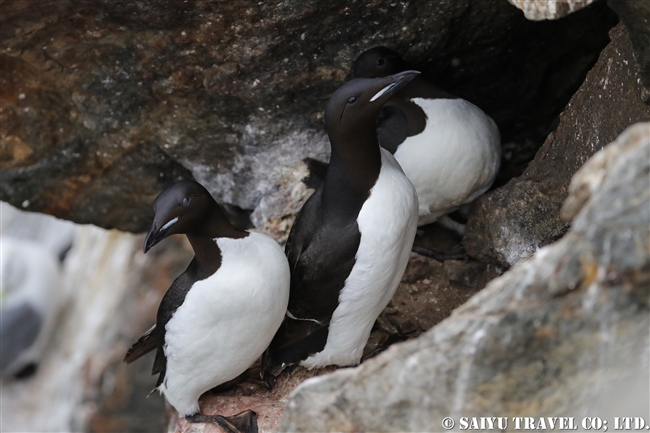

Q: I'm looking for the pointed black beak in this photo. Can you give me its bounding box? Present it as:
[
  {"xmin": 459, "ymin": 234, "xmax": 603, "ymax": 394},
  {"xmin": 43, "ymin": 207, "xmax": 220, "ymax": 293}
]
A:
[
  {"xmin": 144, "ymin": 224, "xmax": 164, "ymax": 254},
  {"xmin": 370, "ymin": 70, "xmax": 420, "ymax": 102},
  {"xmin": 144, "ymin": 214, "xmax": 180, "ymax": 253},
  {"xmin": 393, "ymin": 69, "xmax": 420, "ymax": 86}
]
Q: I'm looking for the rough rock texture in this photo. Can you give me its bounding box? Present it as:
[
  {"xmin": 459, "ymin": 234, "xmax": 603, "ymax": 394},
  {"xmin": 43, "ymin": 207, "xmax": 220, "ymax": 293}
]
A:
[
  {"xmin": 0, "ymin": 0, "xmax": 618, "ymax": 232},
  {"xmin": 463, "ymin": 24, "xmax": 650, "ymax": 268},
  {"xmin": 508, "ymin": 0, "xmax": 596, "ymax": 20},
  {"xmin": 278, "ymin": 122, "xmax": 650, "ymax": 432},
  {"xmin": 169, "ymin": 366, "xmax": 338, "ymax": 433},
  {"xmin": 607, "ymin": 0, "xmax": 650, "ymax": 102}
]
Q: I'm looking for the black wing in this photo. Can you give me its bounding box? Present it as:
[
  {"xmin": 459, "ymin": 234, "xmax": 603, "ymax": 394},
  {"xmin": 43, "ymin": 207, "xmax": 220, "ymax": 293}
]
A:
[
  {"xmin": 123, "ymin": 324, "xmax": 157, "ymax": 364},
  {"xmin": 263, "ymin": 189, "xmax": 361, "ymax": 375},
  {"xmin": 124, "ymin": 259, "xmax": 201, "ymax": 386},
  {"xmin": 286, "ymin": 189, "xmax": 361, "ymax": 324}
]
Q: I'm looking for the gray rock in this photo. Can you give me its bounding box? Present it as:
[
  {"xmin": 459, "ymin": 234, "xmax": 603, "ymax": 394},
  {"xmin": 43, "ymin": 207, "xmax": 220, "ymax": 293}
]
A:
[
  {"xmin": 278, "ymin": 122, "xmax": 650, "ymax": 432},
  {"xmin": 463, "ymin": 24, "xmax": 650, "ymax": 268},
  {"xmin": 0, "ymin": 0, "xmax": 617, "ymax": 232}
]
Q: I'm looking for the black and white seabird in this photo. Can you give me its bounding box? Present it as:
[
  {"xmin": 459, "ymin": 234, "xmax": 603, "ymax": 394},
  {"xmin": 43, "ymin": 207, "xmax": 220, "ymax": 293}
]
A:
[
  {"xmin": 263, "ymin": 71, "xmax": 420, "ymax": 379},
  {"xmin": 0, "ymin": 237, "xmax": 62, "ymax": 379},
  {"xmin": 351, "ymin": 47, "xmax": 501, "ymax": 247},
  {"xmin": 124, "ymin": 181, "xmax": 290, "ymax": 433}
]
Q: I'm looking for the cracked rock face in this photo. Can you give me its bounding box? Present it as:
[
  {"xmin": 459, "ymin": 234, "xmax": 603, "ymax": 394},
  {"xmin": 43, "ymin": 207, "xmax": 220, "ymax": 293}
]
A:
[
  {"xmin": 278, "ymin": 122, "xmax": 650, "ymax": 432},
  {"xmin": 463, "ymin": 24, "xmax": 650, "ymax": 268},
  {"xmin": 0, "ymin": 0, "xmax": 617, "ymax": 232}
]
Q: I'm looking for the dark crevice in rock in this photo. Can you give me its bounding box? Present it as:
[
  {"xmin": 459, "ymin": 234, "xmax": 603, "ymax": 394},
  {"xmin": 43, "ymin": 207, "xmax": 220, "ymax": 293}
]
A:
[{"xmin": 464, "ymin": 23, "xmax": 650, "ymax": 269}]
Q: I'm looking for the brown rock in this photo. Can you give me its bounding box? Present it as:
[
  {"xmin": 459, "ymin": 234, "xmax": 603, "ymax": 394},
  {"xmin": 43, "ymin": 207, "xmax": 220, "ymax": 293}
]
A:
[
  {"xmin": 378, "ymin": 254, "xmax": 487, "ymax": 337},
  {"xmin": 0, "ymin": 0, "xmax": 617, "ymax": 231},
  {"xmin": 464, "ymin": 24, "xmax": 650, "ymax": 268}
]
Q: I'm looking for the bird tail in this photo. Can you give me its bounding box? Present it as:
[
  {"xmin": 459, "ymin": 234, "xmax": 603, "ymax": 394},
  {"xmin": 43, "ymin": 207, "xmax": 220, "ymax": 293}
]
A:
[
  {"xmin": 261, "ymin": 317, "xmax": 329, "ymax": 386},
  {"xmin": 124, "ymin": 324, "xmax": 157, "ymax": 364}
]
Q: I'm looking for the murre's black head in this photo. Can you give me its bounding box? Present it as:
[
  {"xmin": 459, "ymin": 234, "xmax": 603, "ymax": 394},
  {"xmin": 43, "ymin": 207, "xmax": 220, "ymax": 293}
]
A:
[
  {"xmin": 351, "ymin": 47, "xmax": 412, "ymax": 79},
  {"xmin": 325, "ymin": 70, "xmax": 420, "ymax": 134},
  {"xmin": 144, "ymin": 181, "xmax": 219, "ymax": 253}
]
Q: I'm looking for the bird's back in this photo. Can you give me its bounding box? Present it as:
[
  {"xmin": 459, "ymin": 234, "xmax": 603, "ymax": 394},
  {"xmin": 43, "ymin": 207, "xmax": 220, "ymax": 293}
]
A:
[{"xmin": 392, "ymin": 97, "xmax": 501, "ymax": 224}]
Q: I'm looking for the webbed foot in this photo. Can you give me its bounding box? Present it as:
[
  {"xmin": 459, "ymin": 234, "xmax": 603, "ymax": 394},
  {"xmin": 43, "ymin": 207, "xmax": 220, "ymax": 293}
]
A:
[{"xmin": 186, "ymin": 410, "xmax": 258, "ymax": 433}]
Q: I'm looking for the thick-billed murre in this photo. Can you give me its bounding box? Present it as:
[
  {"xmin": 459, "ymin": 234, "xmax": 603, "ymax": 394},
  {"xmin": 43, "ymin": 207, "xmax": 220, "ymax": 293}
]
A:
[
  {"xmin": 262, "ymin": 71, "xmax": 420, "ymax": 380},
  {"xmin": 124, "ymin": 181, "xmax": 290, "ymax": 433},
  {"xmin": 351, "ymin": 47, "xmax": 501, "ymax": 259}
]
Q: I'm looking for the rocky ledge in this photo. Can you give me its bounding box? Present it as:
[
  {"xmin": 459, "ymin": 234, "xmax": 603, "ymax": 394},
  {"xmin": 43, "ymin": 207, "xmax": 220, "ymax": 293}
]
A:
[
  {"xmin": 1, "ymin": 1, "xmax": 649, "ymax": 432},
  {"xmin": 279, "ymin": 121, "xmax": 649, "ymax": 431}
]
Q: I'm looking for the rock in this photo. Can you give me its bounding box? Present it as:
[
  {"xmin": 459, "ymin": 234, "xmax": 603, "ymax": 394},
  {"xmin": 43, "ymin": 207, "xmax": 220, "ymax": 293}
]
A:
[
  {"xmin": 0, "ymin": 0, "xmax": 617, "ymax": 232},
  {"xmin": 375, "ymin": 253, "xmax": 488, "ymax": 340},
  {"xmin": 249, "ymin": 159, "xmax": 318, "ymax": 244},
  {"xmin": 0, "ymin": 205, "xmax": 194, "ymax": 432},
  {"xmin": 507, "ymin": 0, "xmax": 650, "ymax": 102},
  {"xmin": 169, "ymin": 366, "xmax": 339, "ymax": 433},
  {"xmin": 560, "ymin": 123, "xmax": 649, "ymax": 221},
  {"xmin": 508, "ymin": 0, "xmax": 596, "ymax": 20},
  {"xmin": 278, "ymin": 122, "xmax": 650, "ymax": 432},
  {"xmin": 607, "ymin": 0, "xmax": 650, "ymax": 102},
  {"xmin": 463, "ymin": 24, "xmax": 650, "ymax": 268}
]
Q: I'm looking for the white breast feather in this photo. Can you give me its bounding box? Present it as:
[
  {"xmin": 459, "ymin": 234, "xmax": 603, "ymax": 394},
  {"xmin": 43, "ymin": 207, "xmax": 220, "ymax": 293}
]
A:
[
  {"xmin": 301, "ymin": 149, "xmax": 418, "ymax": 369},
  {"xmin": 159, "ymin": 232, "xmax": 290, "ymax": 416},
  {"xmin": 393, "ymin": 98, "xmax": 501, "ymax": 226}
]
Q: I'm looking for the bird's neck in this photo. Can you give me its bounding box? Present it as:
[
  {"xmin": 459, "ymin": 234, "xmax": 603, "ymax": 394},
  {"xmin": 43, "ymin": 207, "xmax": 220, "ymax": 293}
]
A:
[
  {"xmin": 186, "ymin": 235, "xmax": 222, "ymax": 278},
  {"xmin": 186, "ymin": 206, "xmax": 248, "ymax": 276},
  {"xmin": 322, "ymin": 123, "xmax": 382, "ymax": 214}
]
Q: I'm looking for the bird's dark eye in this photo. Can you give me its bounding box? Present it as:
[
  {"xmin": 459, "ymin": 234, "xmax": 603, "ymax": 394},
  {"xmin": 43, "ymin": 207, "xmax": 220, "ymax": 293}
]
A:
[
  {"xmin": 347, "ymin": 96, "xmax": 357, "ymax": 104},
  {"xmin": 182, "ymin": 197, "xmax": 190, "ymax": 207},
  {"xmin": 377, "ymin": 58, "xmax": 385, "ymax": 66}
]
